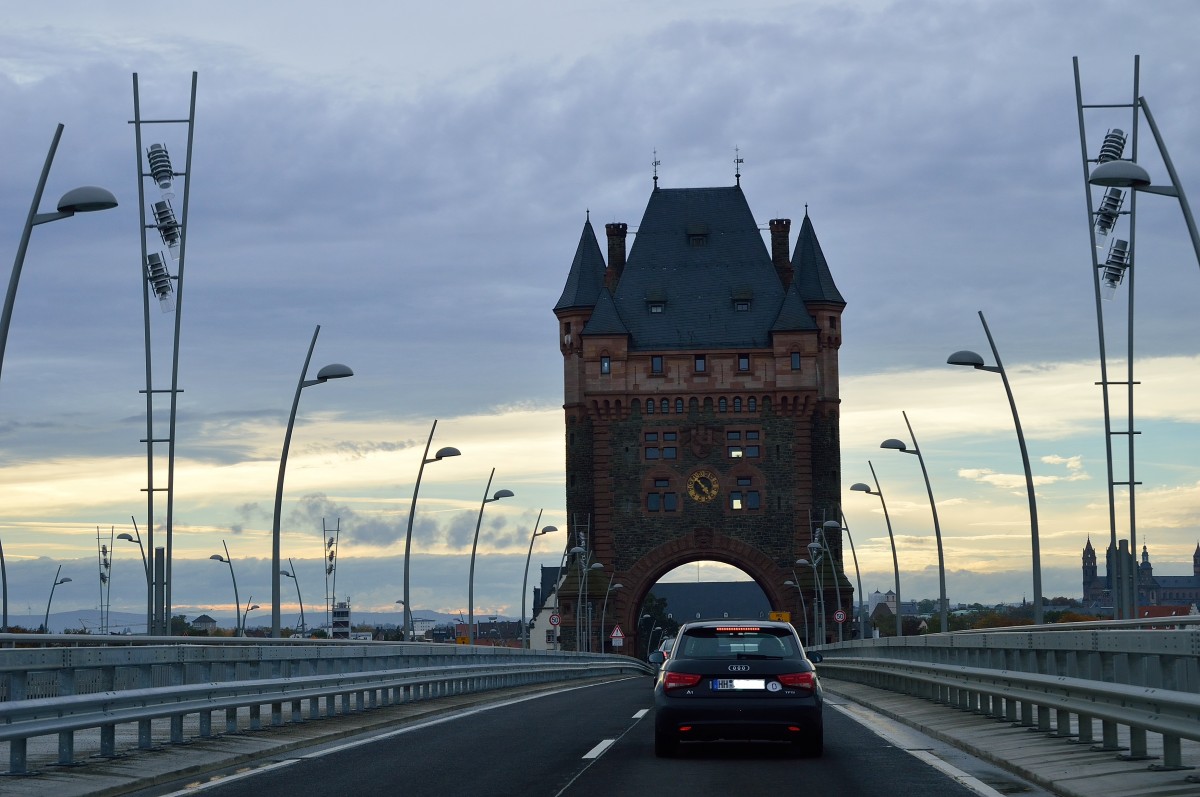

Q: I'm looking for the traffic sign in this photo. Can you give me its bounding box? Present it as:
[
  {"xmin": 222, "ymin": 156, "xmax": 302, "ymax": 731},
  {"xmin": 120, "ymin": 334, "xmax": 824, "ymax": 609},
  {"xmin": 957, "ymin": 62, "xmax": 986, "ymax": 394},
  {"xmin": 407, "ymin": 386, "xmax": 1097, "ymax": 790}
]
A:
[
  {"xmin": 549, "ymin": 614, "xmax": 560, "ymax": 626},
  {"xmin": 834, "ymin": 609, "xmax": 847, "ymax": 624},
  {"xmin": 769, "ymin": 611, "xmax": 791, "ymax": 622},
  {"xmin": 610, "ymin": 624, "xmax": 624, "ymax": 639}
]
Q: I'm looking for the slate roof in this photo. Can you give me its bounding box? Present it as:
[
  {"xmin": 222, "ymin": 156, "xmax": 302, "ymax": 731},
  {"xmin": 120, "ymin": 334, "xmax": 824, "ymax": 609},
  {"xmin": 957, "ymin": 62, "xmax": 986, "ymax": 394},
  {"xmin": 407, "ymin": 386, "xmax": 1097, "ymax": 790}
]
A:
[
  {"xmin": 792, "ymin": 213, "xmax": 845, "ymax": 306},
  {"xmin": 554, "ymin": 218, "xmax": 608, "ymax": 311},
  {"xmin": 591, "ymin": 186, "xmax": 788, "ymax": 351}
]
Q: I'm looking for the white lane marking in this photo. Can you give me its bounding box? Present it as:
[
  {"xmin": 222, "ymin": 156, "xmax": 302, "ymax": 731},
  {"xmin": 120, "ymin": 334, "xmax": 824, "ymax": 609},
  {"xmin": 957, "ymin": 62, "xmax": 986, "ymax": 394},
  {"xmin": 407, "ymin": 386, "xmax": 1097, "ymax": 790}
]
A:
[
  {"xmin": 582, "ymin": 739, "xmax": 615, "ymax": 759},
  {"xmin": 831, "ymin": 702, "xmax": 1007, "ymax": 797},
  {"xmin": 633, "ymin": 708, "xmax": 649, "ymax": 719},
  {"xmin": 161, "ymin": 676, "xmax": 644, "ymax": 794},
  {"xmin": 159, "ymin": 760, "xmax": 299, "ymax": 795}
]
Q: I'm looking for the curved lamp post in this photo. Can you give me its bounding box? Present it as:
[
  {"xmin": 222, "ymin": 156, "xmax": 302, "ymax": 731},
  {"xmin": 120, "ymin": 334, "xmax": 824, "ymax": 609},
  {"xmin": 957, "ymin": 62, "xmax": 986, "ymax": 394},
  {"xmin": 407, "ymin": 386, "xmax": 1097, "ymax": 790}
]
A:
[
  {"xmin": 598, "ymin": 575, "xmax": 624, "ymax": 652},
  {"xmin": 210, "ymin": 541, "xmax": 241, "ymax": 636},
  {"xmin": 520, "ymin": 512, "xmax": 557, "ymax": 648},
  {"xmin": 881, "ymin": 410, "xmax": 949, "ymax": 632},
  {"xmin": 796, "ymin": 550, "xmax": 825, "ymax": 646},
  {"xmin": 403, "ymin": 420, "xmax": 460, "ymax": 640},
  {"xmin": 280, "ymin": 557, "xmax": 305, "ymax": 635},
  {"xmin": 3, "ymin": 124, "xmax": 117, "ymax": 634},
  {"xmin": 851, "ymin": 461, "xmax": 902, "ymax": 636},
  {"xmin": 43, "ymin": 565, "xmax": 72, "ymax": 633},
  {"xmin": 783, "ymin": 577, "xmax": 810, "ymax": 645},
  {"xmin": 948, "ymin": 310, "xmax": 1043, "ymax": 625},
  {"xmin": 271, "ymin": 324, "xmax": 352, "ymax": 637},
  {"xmin": 117, "ymin": 524, "xmax": 152, "ymax": 634},
  {"xmin": 817, "ymin": 519, "xmax": 845, "ymax": 642},
  {"xmin": 241, "ymin": 600, "xmax": 260, "ymax": 635},
  {"xmin": 569, "ymin": 546, "xmax": 604, "ymax": 652},
  {"xmin": 838, "ymin": 512, "xmax": 869, "ymax": 640},
  {"xmin": 467, "ymin": 469, "xmax": 514, "ymax": 643}
]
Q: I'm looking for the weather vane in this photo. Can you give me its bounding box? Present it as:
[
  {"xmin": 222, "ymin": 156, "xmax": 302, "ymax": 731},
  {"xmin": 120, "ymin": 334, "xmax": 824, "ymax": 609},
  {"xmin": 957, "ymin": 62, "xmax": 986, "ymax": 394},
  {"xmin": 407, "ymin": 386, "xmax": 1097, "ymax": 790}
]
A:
[
  {"xmin": 735, "ymin": 146, "xmax": 744, "ymax": 186},
  {"xmin": 653, "ymin": 148, "xmax": 661, "ymax": 188}
]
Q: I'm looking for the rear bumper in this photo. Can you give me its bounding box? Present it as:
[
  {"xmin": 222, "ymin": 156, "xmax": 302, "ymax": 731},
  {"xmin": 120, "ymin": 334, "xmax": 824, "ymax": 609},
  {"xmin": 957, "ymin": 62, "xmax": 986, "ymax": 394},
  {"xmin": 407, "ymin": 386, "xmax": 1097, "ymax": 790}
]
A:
[{"xmin": 655, "ymin": 696, "xmax": 822, "ymax": 741}]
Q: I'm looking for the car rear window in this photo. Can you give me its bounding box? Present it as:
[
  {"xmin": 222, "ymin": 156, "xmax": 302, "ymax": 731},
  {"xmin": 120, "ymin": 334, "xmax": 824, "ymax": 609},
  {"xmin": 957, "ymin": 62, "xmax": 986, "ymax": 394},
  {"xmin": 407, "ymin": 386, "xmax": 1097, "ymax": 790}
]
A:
[{"xmin": 676, "ymin": 626, "xmax": 799, "ymax": 659}]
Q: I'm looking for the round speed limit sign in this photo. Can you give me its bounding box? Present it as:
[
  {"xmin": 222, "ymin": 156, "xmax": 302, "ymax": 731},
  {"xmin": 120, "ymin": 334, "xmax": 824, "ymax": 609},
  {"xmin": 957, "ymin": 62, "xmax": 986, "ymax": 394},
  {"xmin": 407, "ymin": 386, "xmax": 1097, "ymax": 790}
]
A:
[
  {"xmin": 549, "ymin": 614, "xmax": 560, "ymax": 626},
  {"xmin": 833, "ymin": 609, "xmax": 847, "ymax": 624}
]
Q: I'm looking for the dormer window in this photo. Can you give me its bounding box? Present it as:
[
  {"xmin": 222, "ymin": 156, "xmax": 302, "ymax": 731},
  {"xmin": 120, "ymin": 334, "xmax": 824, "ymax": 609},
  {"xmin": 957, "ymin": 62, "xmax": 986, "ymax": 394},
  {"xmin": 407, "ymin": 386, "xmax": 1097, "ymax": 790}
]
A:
[
  {"xmin": 649, "ymin": 302, "xmax": 665, "ymax": 314},
  {"xmin": 645, "ymin": 289, "xmax": 667, "ymax": 315},
  {"xmin": 687, "ymin": 223, "xmax": 709, "ymax": 247},
  {"xmin": 731, "ymin": 288, "xmax": 752, "ymax": 312},
  {"xmin": 734, "ymin": 300, "xmax": 750, "ymax": 312}
]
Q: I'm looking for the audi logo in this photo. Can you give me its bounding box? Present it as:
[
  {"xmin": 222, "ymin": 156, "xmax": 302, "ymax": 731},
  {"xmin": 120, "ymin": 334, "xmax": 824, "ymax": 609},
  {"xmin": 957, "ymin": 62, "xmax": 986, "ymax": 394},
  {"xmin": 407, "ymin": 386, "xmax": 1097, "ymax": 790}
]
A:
[{"xmin": 727, "ymin": 664, "xmax": 751, "ymax": 672}]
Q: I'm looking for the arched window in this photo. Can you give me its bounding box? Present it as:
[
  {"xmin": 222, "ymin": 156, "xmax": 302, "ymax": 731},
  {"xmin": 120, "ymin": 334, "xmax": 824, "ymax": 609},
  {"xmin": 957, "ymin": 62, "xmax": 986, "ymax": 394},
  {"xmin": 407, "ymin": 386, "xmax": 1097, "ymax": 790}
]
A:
[
  {"xmin": 748, "ymin": 397, "xmax": 757, "ymax": 413},
  {"xmin": 646, "ymin": 399, "xmax": 655, "ymax": 415},
  {"xmin": 660, "ymin": 398, "xmax": 669, "ymax": 414},
  {"xmin": 675, "ymin": 398, "xmax": 684, "ymax": 414},
  {"xmin": 733, "ymin": 397, "xmax": 742, "ymax": 412},
  {"xmin": 719, "ymin": 397, "xmax": 728, "ymax": 412}
]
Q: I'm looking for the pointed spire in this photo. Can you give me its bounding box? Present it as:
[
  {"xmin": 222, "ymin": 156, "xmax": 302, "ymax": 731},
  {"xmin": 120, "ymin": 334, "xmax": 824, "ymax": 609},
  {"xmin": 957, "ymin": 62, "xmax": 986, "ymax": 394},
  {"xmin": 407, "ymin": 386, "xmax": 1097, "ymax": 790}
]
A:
[
  {"xmin": 792, "ymin": 214, "xmax": 845, "ymax": 306},
  {"xmin": 554, "ymin": 217, "xmax": 608, "ymax": 311}
]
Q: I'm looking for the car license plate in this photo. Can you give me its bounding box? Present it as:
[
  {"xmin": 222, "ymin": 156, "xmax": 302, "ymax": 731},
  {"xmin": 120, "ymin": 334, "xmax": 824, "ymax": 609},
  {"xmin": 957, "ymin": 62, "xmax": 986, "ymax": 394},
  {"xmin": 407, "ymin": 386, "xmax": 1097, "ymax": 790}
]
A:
[{"xmin": 711, "ymin": 678, "xmax": 765, "ymax": 691}]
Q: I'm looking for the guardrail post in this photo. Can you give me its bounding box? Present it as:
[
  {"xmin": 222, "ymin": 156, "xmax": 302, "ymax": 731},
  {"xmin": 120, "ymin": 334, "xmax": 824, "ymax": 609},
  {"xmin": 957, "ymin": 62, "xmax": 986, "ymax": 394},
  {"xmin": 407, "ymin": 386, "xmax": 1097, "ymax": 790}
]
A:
[
  {"xmin": 1036, "ymin": 704, "xmax": 1052, "ymax": 733},
  {"xmin": 57, "ymin": 665, "xmax": 77, "ymax": 765},
  {"xmin": 226, "ymin": 706, "xmax": 239, "ymax": 734},
  {"xmin": 1123, "ymin": 727, "xmax": 1151, "ymax": 761},
  {"xmin": 100, "ymin": 724, "xmax": 116, "ymax": 758},
  {"xmin": 1162, "ymin": 735, "xmax": 1184, "ymax": 769},
  {"xmin": 1051, "ymin": 708, "xmax": 1074, "ymax": 737},
  {"xmin": 1076, "ymin": 713, "xmax": 1094, "ymax": 744},
  {"xmin": 199, "ymin": 708, "xmax": 212, "ymax": 738},
  {"xmin": 249, "ymin": 703, "xmax": 262, "ymax": 730},
  {"xmin": 7, "ymin": 738, "xmax": 27, "ymax": 775},
  {"xmin": 1096, "ymin": 719, "xmax": 1122, "ymax": 752},
  {"xmin": 138, "ymin": 662, "xmax": 154, "ymax": 749}
]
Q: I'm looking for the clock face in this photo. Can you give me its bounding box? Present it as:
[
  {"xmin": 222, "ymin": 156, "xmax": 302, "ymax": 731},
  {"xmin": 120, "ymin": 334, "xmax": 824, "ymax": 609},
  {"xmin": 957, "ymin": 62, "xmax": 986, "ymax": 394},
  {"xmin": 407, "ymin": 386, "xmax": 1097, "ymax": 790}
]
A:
[{"xmin": 686, "ymin": 469, "xmax": 720, "ymax": 502}]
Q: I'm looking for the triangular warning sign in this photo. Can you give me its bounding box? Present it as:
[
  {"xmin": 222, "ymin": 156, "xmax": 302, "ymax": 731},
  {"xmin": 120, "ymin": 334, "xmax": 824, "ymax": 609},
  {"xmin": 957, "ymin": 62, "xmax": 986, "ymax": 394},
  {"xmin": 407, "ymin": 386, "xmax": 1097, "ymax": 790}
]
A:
[{"xmin": 609, "ymin": 624, "xmax": 624, "ymax": 639}]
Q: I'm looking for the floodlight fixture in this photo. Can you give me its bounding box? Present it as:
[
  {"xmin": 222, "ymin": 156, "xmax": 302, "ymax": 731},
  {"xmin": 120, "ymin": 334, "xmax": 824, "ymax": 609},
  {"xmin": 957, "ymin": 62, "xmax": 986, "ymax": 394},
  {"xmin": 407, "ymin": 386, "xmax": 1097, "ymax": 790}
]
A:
[
  {"xmin": 1097, "ymin": 128, "xmax": 1127, "ymax": 163},
  {"xmin": 152, "ymin": 200, "xmax": 181, "ymax": 252},
  {"xmin": 1101, "ymin": 239, "xmax": 1131, "ymax": 299},
  {"xmin": 144, "ymin": 252, "xmax": 176, "ymax": 312},
  {"xmin": 146, "ymin": 143, "xmax": 175, "ymax": 196},
  {"xmin": 1094, "ymin": 187, "xmax": 1125, "ymax": 237}
]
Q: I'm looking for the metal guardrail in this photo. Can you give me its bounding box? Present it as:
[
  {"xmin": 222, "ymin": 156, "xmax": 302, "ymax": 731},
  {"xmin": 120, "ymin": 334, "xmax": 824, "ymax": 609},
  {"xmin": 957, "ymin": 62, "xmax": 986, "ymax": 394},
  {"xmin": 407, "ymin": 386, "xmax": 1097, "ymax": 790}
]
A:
[
  {"xmin": 0, "ymin": 635, "xmax": 652, "ymax": 775},
  {"xmin": 815, "ymin": 625, "xmax": 1200, "ymax": 769}
]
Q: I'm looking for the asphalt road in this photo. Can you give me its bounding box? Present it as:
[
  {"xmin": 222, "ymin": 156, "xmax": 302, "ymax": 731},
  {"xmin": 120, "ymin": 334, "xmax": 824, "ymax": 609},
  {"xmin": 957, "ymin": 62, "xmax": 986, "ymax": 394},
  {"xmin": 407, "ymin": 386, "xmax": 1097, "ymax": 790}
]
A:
[{"xmin": 145, "ymin": 677, "xmax": 1034, "ymax": 797}]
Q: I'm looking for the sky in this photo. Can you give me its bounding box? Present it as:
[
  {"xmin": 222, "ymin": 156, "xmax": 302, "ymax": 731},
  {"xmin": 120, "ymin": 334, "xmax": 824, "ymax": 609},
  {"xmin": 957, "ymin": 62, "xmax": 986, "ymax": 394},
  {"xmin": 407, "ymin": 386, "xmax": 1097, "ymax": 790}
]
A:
[{"xmin": 3, "ymin": 1, "xmax": 1200, "ymax": 631}]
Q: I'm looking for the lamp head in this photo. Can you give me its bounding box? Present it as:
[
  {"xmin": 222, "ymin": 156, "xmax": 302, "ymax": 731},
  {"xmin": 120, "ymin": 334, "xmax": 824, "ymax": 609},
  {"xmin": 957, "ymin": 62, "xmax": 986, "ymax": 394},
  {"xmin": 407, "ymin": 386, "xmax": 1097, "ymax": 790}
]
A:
[
  {"xmin": 434, "ymin": 446, "xmax": 461, "ymax": 460},
  {"xmin": 116, "ymin": 533, "xmax": 135, "ymax": 542},
  {"xmin": 280, "ymin": 570, "xmax": 294, "ymax": 578},
  {"xmin": 209, "ymin": 554, "xmax": 227, "ymax": 563},
  {"xmin": 58, "ymin": 577, "xmax": 73, "ymax": 585},
  {"xmin": 947, "ymin": 350, "xmax": 985, "ymax": 368},
  {"xmin": 822, "ymin": 520, "xmax": 841, "ymax": 530},
  {"xmin": 395, "ymin": 599, "xmax": 405, "ymax": 605},
  {"xmin": 849, "ymin": 482, "xmax": 872, "ymax": 493},
  {"xmin": 57, "ymin": 185, "xmax": 118, "ymax": 213},
  {"xmin": 589, "ymin": 562, "xmax": 605, "ymax": 570},
  {"xmin": 784, "ymin": 579, "xmax": 796, "ymax": 587},
  {"xmin": 491, "ymin": 489, "xmax": 514, "ymax": 501},
  {"xmin": 537, "ymin": 525, "xmax": 558, "ymax": 536},
  {"xmin": 796, "ymin": 558, "xmax": 811, "ymax": 567},
  {"xmin": 880, "ymin": 438, "xmax": 907, "ymax": 452},
  {"xmin": 316, "ymin": 363, "xmax": 353, "ymax": 382},
  {"xmin": 568, "ymin": 546, "xmax": 585, "ymax": 555},
  {"xmin": 1089, "ymin": 159, "xmax": 1152, "ymax": 188}
]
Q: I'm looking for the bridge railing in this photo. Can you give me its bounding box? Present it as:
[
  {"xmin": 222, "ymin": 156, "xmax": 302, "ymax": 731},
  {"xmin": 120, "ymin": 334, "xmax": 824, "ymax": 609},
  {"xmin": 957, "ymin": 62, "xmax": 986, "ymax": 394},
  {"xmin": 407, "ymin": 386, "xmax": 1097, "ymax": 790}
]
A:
[
  {"xmin": 813, "ymin": 623, "xmax": 1200, "ymax": 769},
  {"xmin": 0, "ymin": 634, "xmax": 651, "ymax": 775}
]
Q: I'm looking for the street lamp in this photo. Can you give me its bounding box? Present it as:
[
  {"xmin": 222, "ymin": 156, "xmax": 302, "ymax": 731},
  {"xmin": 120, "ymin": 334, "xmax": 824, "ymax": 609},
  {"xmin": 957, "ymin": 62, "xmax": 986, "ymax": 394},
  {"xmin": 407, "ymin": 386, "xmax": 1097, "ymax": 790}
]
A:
[
  {"xmin": 599, "ymin": 576, "xmax": 624, "ymax": 652},
  {"xmin": 395, "ymin": 600, "xmax": 410, "ymax": 641},
  {"xmin": 796, "ymin": 551, "xmax": 824, "ymax": 646},
  {"xmin": 467, "ymin": 469, "xmax": 514, "ymax": 643},
  {"xmin": 782, "ymin": 578, "xmax": 810, "ymax": 645},
  {"xmin": 948, "ymin": 310, "xmax": 1042, "ymax": 625},
  {"xmin": 3, "ymin": 124, "xmax": 116, "ymax": 635},
  {"xmin": 271, "ymin": 324, "xmax": 353, "ymax": 637},
  {"xmin": 43, "ymin": 565, "xmax": 72, "ymax": 633},
  {"xmin": 280, "ymin": 557, "xmax": 305, "ymax": 635},
  {"xmin": 403, "ymin": 420, "xmax": 460, "ymax": 640},
  {"xmin": 117, "ymin": 523, "xmax": 152, "ymax": 634},
  {"xmin": 881, "ymin": 410, "xmax": 948, "ymax": 632},
  {"xmin": 839, "ymin": 512, "xmax": 870, "ymax": 640},
  {"xmin": 568, "ymin": 546, "xmax": 604, "ymax": 652},
  {"xmin": 816, "ymin": 519, "xmax": 845, "ymax": 643},
  {"xmin": 520, "ymin": 513, "xmax": 557, "ymax": 648},
  {"xmin": 851, "ymin": 461, "xmax": 903, "ymax": 636},
  {"xmin": 241, "ymin": 600, "xmax": 261, "ymax": 635},
  {"xmin": 210, "ymin": 541, "xmax": 242, "ymax": 636}
]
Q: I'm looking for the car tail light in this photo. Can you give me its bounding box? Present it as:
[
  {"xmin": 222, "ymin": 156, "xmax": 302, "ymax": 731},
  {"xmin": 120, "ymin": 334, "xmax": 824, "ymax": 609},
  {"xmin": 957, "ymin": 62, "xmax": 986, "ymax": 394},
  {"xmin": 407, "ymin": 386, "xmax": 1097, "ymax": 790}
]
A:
[
  {"xmin": 777, "ymin": 672, "xmax": 817, "ymax": 691},
  {"xmin": 663, "ymin": 672, "xmax": 702, "ymax": 691}
]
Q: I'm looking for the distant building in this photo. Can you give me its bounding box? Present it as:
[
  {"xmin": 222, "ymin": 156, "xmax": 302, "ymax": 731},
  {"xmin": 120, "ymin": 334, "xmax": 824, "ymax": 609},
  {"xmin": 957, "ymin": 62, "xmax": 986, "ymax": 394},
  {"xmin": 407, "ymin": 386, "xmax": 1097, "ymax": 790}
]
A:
[
  {"xmin": 191, "ymin": 614, "xmax": 217, "ymax": 634},
  {"xmin": 1083, "ymin": 539, "xmax": 1200, "ymax": 608}
]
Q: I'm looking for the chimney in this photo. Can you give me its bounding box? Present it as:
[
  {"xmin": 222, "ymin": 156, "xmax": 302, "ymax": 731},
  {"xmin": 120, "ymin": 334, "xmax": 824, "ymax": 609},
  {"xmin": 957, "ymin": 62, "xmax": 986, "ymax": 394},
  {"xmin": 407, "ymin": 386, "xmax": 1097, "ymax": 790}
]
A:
[
  {"xmin": 769, "ymin": 218, "xmax": 793, "ymax": 289},
  {"xmin": 605, "ymin": 222, "xmax": 628, "ymax": 292}
]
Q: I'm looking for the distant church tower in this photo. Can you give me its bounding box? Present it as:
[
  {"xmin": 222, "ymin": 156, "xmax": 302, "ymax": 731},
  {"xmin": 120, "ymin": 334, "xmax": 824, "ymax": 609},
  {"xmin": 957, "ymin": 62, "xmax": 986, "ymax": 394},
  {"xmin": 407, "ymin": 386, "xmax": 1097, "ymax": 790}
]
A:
[{"xmin": 553, "ymin": 179, "xmax": 848, "ymax": 652}]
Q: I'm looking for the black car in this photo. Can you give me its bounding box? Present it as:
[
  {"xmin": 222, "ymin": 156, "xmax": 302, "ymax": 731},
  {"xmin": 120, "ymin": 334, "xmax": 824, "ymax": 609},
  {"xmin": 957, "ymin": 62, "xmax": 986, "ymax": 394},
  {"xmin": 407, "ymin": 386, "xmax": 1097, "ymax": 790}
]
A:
[{"xmin": 652, "ymin": 619, "xmax": 823, "ymax": 757}]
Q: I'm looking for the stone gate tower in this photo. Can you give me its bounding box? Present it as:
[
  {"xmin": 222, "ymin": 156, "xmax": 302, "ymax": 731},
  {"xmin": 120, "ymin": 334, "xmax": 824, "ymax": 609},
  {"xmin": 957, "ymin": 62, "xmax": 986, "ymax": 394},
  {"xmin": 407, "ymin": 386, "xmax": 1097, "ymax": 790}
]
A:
[{"xmin": 553, "ymin": 181, "xmax": 848, "ymax": 653}]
